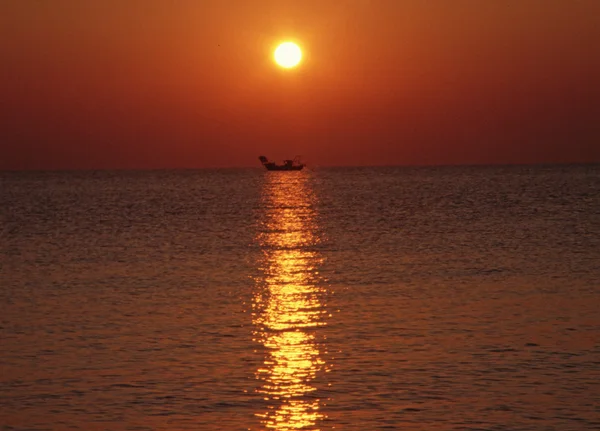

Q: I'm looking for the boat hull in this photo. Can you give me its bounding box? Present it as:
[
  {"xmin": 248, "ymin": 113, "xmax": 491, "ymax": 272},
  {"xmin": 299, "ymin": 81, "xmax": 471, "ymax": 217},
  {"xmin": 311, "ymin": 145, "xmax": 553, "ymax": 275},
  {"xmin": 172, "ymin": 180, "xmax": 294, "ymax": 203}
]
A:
[{"xmin": 264, "ymin": 164, "xmax": 304, "ymax": 171}]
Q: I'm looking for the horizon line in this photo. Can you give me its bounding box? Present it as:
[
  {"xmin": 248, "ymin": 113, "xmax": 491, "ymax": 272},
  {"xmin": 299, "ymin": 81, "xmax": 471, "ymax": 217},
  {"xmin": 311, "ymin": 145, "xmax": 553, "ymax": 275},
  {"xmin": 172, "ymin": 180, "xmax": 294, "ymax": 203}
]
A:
[{"xmin": 1, "ymin": 160, "xmax": 599, "ymax": 173}]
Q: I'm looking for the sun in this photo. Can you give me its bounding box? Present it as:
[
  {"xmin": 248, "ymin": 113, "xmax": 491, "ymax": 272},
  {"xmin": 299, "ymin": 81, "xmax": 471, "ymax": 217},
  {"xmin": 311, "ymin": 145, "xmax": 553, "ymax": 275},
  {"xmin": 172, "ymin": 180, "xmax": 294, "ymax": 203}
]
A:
[{"xmin": 274, "ymin": 42, "xmax": 302, "ymax": 69}]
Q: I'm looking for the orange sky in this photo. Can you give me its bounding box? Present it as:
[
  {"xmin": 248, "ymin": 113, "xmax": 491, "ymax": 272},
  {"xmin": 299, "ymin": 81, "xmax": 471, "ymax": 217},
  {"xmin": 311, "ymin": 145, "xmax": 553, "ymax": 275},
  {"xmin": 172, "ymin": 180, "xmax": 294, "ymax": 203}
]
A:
[{"xmin": 1, "ymin": 0, "xmax": 599, "ymax": 169}]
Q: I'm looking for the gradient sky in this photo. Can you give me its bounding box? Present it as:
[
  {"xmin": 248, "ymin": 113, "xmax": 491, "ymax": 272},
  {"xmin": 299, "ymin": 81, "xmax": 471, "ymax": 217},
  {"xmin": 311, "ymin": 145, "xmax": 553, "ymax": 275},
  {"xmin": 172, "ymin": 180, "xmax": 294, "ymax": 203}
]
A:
[{"xmin": 1, "ymin": 0, "xmax": 599, "ymax": 169}]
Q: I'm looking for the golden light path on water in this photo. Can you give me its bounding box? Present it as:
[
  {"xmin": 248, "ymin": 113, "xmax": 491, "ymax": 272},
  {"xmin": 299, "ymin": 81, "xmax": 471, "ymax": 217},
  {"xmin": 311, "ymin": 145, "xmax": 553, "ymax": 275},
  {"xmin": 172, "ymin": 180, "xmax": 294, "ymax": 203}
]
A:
[{"xmin": 253, "ymin": 172, "xmax": 329, "ymax": 430}]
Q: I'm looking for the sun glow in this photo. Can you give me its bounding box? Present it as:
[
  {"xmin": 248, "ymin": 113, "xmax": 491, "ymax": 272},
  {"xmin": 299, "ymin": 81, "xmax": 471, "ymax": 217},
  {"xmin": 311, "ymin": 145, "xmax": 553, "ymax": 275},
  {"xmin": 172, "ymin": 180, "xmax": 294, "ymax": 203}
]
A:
[{"xmin": 274, "ymin": 42, "xmax": 302, "ymax": 69}]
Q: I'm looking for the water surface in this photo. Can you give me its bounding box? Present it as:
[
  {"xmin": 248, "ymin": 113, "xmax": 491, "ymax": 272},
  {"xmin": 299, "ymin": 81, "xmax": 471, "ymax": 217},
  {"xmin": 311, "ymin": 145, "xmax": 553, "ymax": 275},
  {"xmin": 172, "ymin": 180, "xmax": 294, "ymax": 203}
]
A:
[{"xmin": 1, "ymin": 165, "xmax": 599, "ymax": 430}]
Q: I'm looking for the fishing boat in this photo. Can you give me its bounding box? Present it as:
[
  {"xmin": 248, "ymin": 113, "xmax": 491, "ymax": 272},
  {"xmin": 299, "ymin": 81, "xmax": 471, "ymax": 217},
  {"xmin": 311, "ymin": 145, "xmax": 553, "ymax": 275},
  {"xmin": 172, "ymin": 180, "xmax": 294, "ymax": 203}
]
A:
[{"xmin": 258, "ymin": 156, "xmax": 305, "ymax": 171}]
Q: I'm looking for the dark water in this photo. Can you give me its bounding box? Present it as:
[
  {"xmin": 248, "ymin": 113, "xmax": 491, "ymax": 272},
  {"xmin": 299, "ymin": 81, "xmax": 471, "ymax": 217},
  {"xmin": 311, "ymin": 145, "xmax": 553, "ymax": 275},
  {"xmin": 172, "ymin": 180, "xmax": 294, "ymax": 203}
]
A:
[{"xmin": 1, "ymin": 165, "xmax": 599, "ymax": 430}]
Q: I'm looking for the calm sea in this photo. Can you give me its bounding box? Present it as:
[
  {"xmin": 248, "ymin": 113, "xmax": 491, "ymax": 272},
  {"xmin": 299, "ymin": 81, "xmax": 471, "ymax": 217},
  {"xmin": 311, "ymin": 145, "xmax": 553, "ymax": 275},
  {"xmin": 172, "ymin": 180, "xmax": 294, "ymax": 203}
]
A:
[{"xmin": 1, "ymin": 165, "xmax": 599, "ymax": 430}]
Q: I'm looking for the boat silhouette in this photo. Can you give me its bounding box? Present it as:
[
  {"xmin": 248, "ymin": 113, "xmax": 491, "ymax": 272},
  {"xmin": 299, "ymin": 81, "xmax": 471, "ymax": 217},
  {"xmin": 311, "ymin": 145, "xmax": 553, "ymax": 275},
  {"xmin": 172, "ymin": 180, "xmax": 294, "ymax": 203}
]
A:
[{"xmin": 259, "ymin": 156, "xmax": 305, "ymax": 171}]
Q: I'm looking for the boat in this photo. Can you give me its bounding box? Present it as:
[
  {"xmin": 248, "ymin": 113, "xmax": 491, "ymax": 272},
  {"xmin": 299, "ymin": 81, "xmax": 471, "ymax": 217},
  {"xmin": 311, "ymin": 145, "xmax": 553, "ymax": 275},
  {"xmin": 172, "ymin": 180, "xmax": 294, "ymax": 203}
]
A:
[{"xmin": 259, "ymin": 155, "xmax": 305, "ymax": 171}]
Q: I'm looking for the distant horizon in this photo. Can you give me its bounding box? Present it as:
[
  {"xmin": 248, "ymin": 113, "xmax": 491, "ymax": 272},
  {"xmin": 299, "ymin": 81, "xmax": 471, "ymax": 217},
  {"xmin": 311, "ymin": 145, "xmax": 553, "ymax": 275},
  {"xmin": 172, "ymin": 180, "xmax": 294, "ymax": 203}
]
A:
[{"xmin": 2, "ymin": 159, "xmax": 599, "ymax": 173}]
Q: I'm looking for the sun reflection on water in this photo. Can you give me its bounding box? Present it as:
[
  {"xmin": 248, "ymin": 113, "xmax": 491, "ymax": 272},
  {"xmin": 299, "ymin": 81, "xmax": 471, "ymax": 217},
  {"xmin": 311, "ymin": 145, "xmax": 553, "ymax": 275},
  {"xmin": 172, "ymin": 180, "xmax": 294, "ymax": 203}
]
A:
[{"xmin": 253, "ymin": 172, "xmax": 328, "ymax": 430}]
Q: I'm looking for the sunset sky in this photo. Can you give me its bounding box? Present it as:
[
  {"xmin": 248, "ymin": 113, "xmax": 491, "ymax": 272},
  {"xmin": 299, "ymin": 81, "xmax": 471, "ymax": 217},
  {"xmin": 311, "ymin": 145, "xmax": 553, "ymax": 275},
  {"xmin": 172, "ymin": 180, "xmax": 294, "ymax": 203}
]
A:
[{"xmin": 1, "ymin": 0, "xmax": 599, "ymax": 169}]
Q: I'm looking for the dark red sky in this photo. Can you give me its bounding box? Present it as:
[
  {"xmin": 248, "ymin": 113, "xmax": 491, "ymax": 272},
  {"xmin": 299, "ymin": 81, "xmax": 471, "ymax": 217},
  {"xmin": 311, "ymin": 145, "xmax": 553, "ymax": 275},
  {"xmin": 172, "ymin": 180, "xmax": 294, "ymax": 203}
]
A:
[{"xmin": 1, "ymin": 0, "xmax": 599, "ymax": 169}]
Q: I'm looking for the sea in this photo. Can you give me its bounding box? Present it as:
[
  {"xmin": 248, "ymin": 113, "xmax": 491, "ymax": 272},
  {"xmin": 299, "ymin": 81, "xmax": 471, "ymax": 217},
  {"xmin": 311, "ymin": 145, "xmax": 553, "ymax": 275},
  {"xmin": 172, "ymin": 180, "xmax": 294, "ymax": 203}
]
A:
[{"xmin": 1, "ymin": 164, "xmax": 599, "ymax": 430}]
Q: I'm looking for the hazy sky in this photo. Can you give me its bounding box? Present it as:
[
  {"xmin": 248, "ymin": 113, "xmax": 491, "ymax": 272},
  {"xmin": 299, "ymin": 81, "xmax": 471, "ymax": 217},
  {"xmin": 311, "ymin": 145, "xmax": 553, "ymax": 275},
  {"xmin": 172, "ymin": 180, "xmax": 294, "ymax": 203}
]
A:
[{"xmin": 1, "ymin": 0, "xmax": 599, "ymax": 169}]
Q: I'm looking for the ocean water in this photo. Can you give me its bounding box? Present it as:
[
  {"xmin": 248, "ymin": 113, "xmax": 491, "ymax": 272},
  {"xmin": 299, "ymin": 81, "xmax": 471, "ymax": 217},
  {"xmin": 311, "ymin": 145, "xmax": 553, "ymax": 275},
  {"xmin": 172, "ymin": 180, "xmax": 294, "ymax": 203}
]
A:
[{"xmin": 1, "ymin": 165, "xmax": 599, "ymax": 430}]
